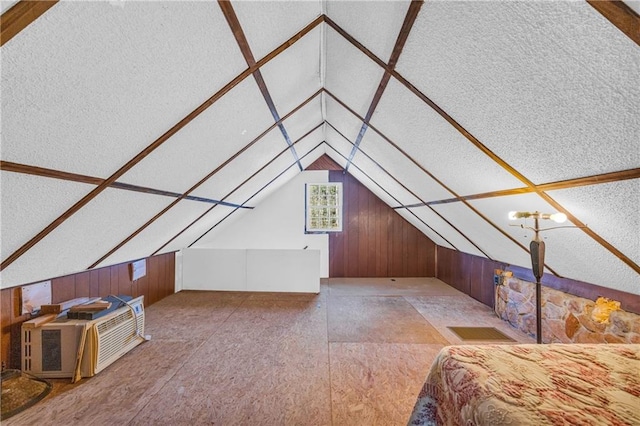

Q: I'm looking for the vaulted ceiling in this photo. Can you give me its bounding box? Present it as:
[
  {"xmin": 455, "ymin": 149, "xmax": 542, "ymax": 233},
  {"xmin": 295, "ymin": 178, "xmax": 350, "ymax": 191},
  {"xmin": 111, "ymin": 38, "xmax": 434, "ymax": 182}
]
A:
[{"xmin": 1, "ymin": 0, "xmax": 639, "ymax": 295}]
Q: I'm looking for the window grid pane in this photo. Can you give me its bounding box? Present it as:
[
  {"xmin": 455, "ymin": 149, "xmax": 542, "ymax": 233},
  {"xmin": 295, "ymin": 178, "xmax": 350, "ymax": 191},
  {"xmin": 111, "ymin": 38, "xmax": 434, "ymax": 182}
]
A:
[{"xmin": 306, "ymin": 183, "xmax": 342, "ymax": 232}]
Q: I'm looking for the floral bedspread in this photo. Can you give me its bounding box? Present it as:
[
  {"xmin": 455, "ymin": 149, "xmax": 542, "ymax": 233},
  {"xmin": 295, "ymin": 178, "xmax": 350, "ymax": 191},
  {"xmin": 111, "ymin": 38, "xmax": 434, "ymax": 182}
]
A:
[{"xmin": 408, "ymin": 344, "xmax": 640, "ymax": 426}]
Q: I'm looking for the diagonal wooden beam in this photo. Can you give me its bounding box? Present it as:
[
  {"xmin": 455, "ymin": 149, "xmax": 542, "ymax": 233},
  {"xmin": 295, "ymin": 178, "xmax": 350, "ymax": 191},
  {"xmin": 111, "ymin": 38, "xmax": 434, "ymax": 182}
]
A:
[
  {"xmin": 1, "ymin": 0, "xmax": 57, "ymax": 47},
  {"xmin": 326, "ymin": 121, "xmax": 471, "ymax": 255},
  {"xmin": 324, "ymin": 90, "xmax": 562, "ymax": 272},
  {"xmin": 587, "ymin": 0, "xmax": 640, "ymax": 46},
  {"xmin": 1, "ymin": 15, "xmax": 324, "ymax": 272},
  {"xmin": 153, "ymin": 123, "xmax": 324, "ymax": 254},
  {"xmin": 324, "ymin": 17, "xmax": 639, "ymax": 276},
  {"xmin": 218, "ymin": 0, "xmax": 303, "ymax": 171},
  {"xmin": 0, "ymin": 160, "xmax": 252, "ymax": 207},
  {"xmin": 344, "ymin": 0, "xmax": 423, "ymax": 172},
  {"xmin": 188, "ymin": 141, "xmax": 325, "ymax": 247},
  {"xmin": 88, "ymin": 91, "xmax": 323, "ymax": 269},
  {"xmin": 395, "ymin": 168, "xmax": 640, "ymax": 208}
]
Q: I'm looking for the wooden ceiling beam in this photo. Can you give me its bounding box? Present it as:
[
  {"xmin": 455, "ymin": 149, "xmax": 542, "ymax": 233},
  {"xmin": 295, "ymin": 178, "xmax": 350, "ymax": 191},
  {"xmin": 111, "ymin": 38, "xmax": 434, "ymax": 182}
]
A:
[
  {"xmin": 1, "ymin": 16, "xmax": 323, "ymax": 272},
  {"xmin": 323, "ymin": 90, "xmax": 563, "ymax": 274},
  {"xmin": 324, "ymin": 17, "xmax": 637, "ymax": 276},
  {"xmin": 396, "ymin": 168, "xmax": 640, "ymax": 208},
  {"xmin": 189, "ymin": 140, "xmax": 325, "ymax": 247},
  {"xmin": 0, "ymin": 160, "xmax": 248, "ymax": 206},
  {"xmin": 218, "ymin": 0, "xmax": 302, "ymax": 171},
  {"xmin": 89, "ymin": 91, "xmax": 323, "ymax": 269},
  {"xmin": 344, "ymin": 0, "xmax": 423, "ymax": 172},
  {"xmin": 153, "ymin": 122, "xmax": 324, "ymax": 254},
  {"xmin": 587, "ymin": 0, "xmax": 640, "ymax": 46},
  {"xmin": 326, "ymin": 121, "xmax": 473, "ymax": 255},
  {"xmin": 1, "ymin": 0, "xmax": 57, "ymax": 47}
]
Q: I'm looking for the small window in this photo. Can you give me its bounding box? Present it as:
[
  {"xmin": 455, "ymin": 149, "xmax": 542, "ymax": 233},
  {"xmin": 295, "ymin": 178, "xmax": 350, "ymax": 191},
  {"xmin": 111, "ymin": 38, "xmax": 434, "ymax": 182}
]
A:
[{"xmin": 305, "ymin": 183, "xmax": 342, "ymax": 233}]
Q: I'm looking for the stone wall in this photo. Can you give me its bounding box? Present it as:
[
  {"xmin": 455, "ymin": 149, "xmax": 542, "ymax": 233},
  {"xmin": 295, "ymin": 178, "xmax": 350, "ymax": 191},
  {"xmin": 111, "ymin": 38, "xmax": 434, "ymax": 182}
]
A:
[{"xmin": 495, "ymin": 276, "xmax": 640, "ymax": 344}]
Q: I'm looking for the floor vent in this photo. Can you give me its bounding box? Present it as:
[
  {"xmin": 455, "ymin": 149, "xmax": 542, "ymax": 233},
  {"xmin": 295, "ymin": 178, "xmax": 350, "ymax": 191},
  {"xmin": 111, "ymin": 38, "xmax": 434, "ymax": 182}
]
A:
[{"xmin": 448, "ymin": 326, "xmax": 515, "ymax": 341}]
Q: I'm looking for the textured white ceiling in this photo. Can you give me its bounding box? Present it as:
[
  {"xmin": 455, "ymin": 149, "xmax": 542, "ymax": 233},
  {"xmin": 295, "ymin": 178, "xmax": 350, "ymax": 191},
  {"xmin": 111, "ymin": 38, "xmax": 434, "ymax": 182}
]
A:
[
  {"xmin": 232, "ymin": 0, "xmax": 321, "ymax": 61},
  {"xmin": 325, "ymin": 0, "xmax": 410, "ymax": 62},
  {"xmin": 1, "ymin": 189, "xmax": 173, "ymax": 288},
  {"xmin": 279, "ymin": 96, "xmax": 324, "ymax": 144},
  {"xmin": 260, "ymin": 26, "xmax": 323, "ymax": 117},
  {"xmin": 0, "ymin": 173, "xmax": 93, "ymax": 259},
  {"xmin": 468, "ymin": 193, "xmax": 640, "ymax": 294},
  {"xmin": 357, "ymin": 129, "xmax": 454, "ymax": 203},
  {"xmin": 117, "ymin": 77, "xmax": 274, "ymax": 194},
  {"xmin": 1, "ymin": 0, "xmax": 638, "ymax": 296},
  {"xmin": 96, "ymin": 199, "xmax": 215, "ymax": 268},
  {"xmin": 547, "ymin": 179, "xmax": 640, "ymax": 266},
  {"xmin": 372, "ymin": 78, "xmax": 525, "ymax": 195},
  {"xmin": 1, "ymin": 1, "xmax": 247, "ymax": 177},
  {"xmin": 397, "ymin": 1, "xmax": 640, "ymax": 184},
  {"xmin": 325, "ymin": 24, "xmax": 385, "ymax": 117},
  {"xmin": 190, "ymin": 126, "xmax": 288, "ymax": 200},
  {"xmin": 325, "ymin": 95, "xmax": 365, "ymax": 142},
  {"xmin": 351, "ymin": 151, "xmax": 422, "ymax": 207}
]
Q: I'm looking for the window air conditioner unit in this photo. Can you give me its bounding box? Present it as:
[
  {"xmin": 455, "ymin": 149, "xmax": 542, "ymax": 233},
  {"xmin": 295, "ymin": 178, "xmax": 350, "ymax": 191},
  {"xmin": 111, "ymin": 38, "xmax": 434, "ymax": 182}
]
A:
[{"xmin": 22, "ymin": 296, "xmax": 145, "ymax": 379}]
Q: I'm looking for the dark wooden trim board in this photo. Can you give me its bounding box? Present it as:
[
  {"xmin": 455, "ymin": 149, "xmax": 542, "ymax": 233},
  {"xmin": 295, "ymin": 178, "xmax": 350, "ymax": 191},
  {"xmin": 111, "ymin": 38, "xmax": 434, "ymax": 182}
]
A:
[
  {"xmin": 587, "ymin": 0, "xmax": 640, "ymax": 46},
  {"xmin": 1, "ymin": 0, "xmax": 57, "ymax": 46},
  {"xmin": 437, "ymin": 246, "xmax": 640, "ymax": 315}
]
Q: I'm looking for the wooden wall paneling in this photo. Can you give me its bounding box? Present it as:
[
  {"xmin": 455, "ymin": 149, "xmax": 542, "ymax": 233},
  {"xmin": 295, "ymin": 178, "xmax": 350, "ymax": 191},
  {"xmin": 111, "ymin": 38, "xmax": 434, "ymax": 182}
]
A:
[
  {"xmin": 99, "ymin": 267, "xmax": 111, "ymax": 298},
  {"xmin": 110, "ymin": 266, "xmax": 120, "ymax": 297},
  {"xmin": 1, "ymin": 289, "xmax": 13, "ymax": 368},
  {"xmin": 137, "ymin": 269, "xmax": 149, "ymax": 304},
  {"xmin": 467, "ymin": 255, "xmax": 485, "ymax": 305},
  {"xmin": 1, "ymin": 253, "xmax": 175, "ymax": 368},
  {"xmin": 118, "ymin": 263, "xmax": 133, "ymax": 297},
  {"xmin": 147, "ymin": 255, "xmax": 159, "ymax": 306},
  {"xmin": 164, "ymin": 254, "xmax": 175, "ymax": 299},
  {"xmin": 75, "ymin": 271, "xmax": 91, "ymax": 298},
  {"xmin": 328, "ymin": 170, "xmax": 436, "ymax": 278},
  {"xmin": 51, "ymin": 275, "xmax": 75, "ymax": 304},
  {"xmin": 89, "ymin": 269, "xmax": 100, "ymax": 298},
  {"xmin": 358, "ymin": 179, "xmax": 369, "ymax": 275}
]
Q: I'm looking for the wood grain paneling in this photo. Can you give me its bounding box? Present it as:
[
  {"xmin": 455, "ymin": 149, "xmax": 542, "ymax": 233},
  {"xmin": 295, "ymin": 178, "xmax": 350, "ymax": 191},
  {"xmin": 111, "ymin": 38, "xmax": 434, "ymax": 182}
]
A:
[
  {"xmin": 436, "ymin": 246, "xmax": 640, "ymax": 314},
  {"xmin": 328, "ymin": 170, "xmax": 436, "ymax": 277},
  {"xmin": 305, "ymin": 154, "xmax": 343, "ymax": 171},
  {"xmin": 0, "ymin": 252, "xmax": 175, "ymax": 368}
]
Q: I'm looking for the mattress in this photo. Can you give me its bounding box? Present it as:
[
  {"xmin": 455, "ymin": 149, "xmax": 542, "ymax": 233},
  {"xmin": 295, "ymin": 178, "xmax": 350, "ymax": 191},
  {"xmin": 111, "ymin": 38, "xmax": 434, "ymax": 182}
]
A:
[{"xmin": 408, "ymin": 344, "xmax": 640, "ymax": 425}]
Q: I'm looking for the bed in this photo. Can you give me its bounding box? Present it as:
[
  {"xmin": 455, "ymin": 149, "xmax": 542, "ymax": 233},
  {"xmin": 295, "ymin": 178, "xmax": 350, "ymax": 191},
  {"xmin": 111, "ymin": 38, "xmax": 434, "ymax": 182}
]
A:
[{"xmin": 408, "ymin": 344, "xmax": 640, "ymax": 425}]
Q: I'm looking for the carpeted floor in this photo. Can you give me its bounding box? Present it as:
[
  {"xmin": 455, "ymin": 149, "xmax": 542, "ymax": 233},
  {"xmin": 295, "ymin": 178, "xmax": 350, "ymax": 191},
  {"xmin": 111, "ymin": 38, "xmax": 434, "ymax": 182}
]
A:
[{"xmin": 4, "ymin": 278, "xmax": 533, "ymax": 425}]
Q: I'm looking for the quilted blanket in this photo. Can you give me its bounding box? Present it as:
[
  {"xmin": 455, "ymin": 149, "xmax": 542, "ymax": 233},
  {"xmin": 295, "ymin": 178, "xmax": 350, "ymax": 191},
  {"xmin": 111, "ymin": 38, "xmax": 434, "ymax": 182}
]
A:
[{"xmin": 408, "ymin": 344, "xmax": 640, "ymax": 426}]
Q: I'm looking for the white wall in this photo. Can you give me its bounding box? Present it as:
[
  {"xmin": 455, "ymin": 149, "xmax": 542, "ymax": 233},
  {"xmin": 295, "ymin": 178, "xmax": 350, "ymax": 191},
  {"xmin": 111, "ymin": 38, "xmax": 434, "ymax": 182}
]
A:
[
  {"xmin": 192, "ymin": 170, "xmax": 330, "ymax": 277},
  {"xmin": 181, "ymin": 248, "xmax": 320, "ymax": 293}
]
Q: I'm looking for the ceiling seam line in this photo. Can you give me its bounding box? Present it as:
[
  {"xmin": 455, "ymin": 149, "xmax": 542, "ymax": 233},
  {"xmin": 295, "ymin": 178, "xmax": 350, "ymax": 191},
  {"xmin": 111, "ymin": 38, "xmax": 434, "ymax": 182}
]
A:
[
  {"xmin": 324, "ymin": 89, "xmax": 560, "ymax": 274},
  {"xmin": 344, "ymin": 0, "xmax": 423, "ymax": 173},
  {"xmin": 88, "ymin": 91, "xmax": 323, "ymax": 269},
  {"xmin": 218, "ymin": 0, "xmax": 303, "ymax": 171},
  {"xmin": 0, "ymin": 160, "xmax": 248, "ymax": 206},
  {"xmin": 188, "ymin": 142, "xmax": 325, "ymax": 247},
  {"xmin": 1, "ymin": 13, "xmax": 323, "ymax": 272},
  {"xmin": 151, "ymin": 122, "xmax": 324, "ymax": 256},
  {"xmin": 327, "ymin": 120, "xmax": 489, "ymax": 258}
]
